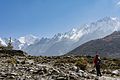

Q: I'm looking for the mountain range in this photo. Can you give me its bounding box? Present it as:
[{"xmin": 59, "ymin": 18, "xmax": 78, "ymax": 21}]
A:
[
  {"xmin": 66, "ymin": 31, "xmax": 120, "ymax": 58},
  {"xmin": 0, "ymin": 17, "xmax": 120, "ymax": 56}
]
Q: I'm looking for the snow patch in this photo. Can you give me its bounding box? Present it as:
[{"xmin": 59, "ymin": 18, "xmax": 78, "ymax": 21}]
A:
[{"xmin": 0, "ymin": 38, "xmax": 7, "ymax": 46}]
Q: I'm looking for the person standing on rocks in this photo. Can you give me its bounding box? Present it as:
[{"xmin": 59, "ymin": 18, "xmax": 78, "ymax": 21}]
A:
[{"xmin": 93, "ymin": 54, "xmax": 102, "ymax": 76}]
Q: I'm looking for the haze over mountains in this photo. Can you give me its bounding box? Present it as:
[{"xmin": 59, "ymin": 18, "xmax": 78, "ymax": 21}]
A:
[
  {"xmin": 0, "ymin": 17, "xmax": 120, "ymax": 56},
  {"xmin": 66, "ymin": 31, "xmax": 120, "ymax": 58}
]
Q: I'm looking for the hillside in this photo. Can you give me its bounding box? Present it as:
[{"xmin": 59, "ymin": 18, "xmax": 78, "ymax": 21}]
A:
[
  {"xmin": 0, "ymin": 50, "xmax": 27, "ymax": 57},
  {"xmin": 66, "ymin": 31, "xmax": 120, "ymax": 58}
]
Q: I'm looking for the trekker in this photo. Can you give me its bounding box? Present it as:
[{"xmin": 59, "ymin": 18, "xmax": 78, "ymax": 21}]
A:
[{"xmin": 93, "ymin": 54, "xmax": 102, "ymax": 76}]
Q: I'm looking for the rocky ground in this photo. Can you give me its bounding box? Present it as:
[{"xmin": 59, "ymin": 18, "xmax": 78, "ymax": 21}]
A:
[{"xmin": 0, "ymin": 52, "xmax": 120, "ymax": 80}]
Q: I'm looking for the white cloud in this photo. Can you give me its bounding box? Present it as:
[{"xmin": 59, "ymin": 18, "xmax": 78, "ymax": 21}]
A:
[{"xmin": 116, "ymin": 1, "xmax": 120, "ymax": 6}]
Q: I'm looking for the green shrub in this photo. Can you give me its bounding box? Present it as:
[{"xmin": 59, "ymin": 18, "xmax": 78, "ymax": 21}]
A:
[
  {"xmin": 101, "ymin": 63, "xmax": 107, "ymax": 69},
  {"xmin": 75, "ymin": 57, "xmax": 88, "ymax": 70}
]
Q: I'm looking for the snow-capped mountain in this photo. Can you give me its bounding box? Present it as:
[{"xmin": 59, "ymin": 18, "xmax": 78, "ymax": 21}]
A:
[
  {"xmin": 0, "ymin": 35, "xmax": 39, "ymax": 50},
  {"xmin": 0, "ymin": 38, "xmax": 7, "ymax": 46},
  {"xmin": 0, "ymin": 17, "xmax": 120, "ymax": 56},
  {"xmin": 24, "ymin": 17, "xmax": 120, "ymax": 56},
  {"xmin": 13, "ymin": 35, "xmax": 40, "ymax": 50}
]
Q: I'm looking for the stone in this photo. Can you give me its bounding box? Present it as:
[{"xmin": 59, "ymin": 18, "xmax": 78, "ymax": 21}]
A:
[
  {"xmin": 51, "ymin": 69, "xmax": 60, "ymax": 75},
  {"xmin": 56, "ymin": 76, "xmax": 67, "ymax": 80},
  {"xmin": 112, "ymin": 70, "xmax": 120, "ymax": 75}
]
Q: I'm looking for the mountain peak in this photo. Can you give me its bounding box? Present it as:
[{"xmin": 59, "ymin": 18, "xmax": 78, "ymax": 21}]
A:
[
  {"xmin": 18, "ymin": 34, "xmax": 39, "ymax": 45},
  {"xmin": 0, "ymin": 38, "xmax": 7, "ymax": 46},
  {"xmin": 110, "ymin": 17, "xmax": 117, "ymax": 20},
  {"xmin": 97, "ymin": 16, "xmax": 118, "ymax": 22},
  {"xmin": 24, "ymin": 34, "xmax": 38, "ymax": 39}
]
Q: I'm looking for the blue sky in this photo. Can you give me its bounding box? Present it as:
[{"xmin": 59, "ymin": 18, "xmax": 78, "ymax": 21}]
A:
[{"xmin": 0, "ymin": 0, "xmax": 120, "ymax": 38}]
